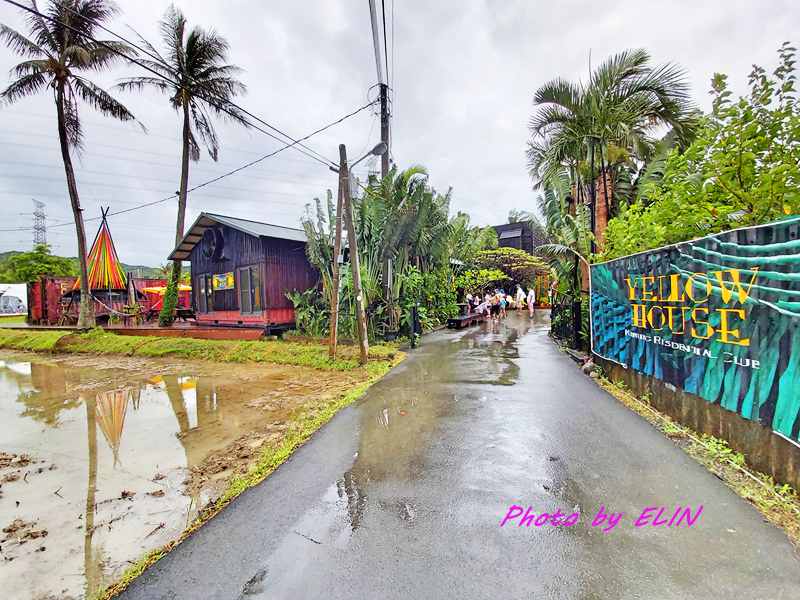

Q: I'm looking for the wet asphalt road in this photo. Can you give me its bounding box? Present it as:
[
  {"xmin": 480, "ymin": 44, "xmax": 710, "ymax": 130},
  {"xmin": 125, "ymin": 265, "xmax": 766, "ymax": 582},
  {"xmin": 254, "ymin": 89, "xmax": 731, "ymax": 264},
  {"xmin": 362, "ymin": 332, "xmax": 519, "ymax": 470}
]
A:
[{"xmin": 121, "ymin": 314, "xmax": 800, "ymax": 599}]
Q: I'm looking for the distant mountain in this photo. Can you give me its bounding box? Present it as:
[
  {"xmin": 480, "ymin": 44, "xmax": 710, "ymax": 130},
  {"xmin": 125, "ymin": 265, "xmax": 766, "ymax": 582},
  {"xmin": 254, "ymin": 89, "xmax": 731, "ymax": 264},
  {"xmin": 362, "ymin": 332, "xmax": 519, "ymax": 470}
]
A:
[{"xmin": 0, "ymin": 250, "xmax": 166, "ymax": 278}]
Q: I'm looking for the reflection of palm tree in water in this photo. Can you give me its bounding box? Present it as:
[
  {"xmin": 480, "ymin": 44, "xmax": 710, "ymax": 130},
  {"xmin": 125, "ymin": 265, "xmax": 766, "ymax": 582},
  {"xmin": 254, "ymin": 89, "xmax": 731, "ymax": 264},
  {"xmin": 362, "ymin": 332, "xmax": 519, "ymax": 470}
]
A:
[
  {"xmin": 163, "ymin": 375, "xmax": 191, "ymax": 433},
  {"xmin": 83, "ymin": 393, "xmax": 101, "ymax": 595}
]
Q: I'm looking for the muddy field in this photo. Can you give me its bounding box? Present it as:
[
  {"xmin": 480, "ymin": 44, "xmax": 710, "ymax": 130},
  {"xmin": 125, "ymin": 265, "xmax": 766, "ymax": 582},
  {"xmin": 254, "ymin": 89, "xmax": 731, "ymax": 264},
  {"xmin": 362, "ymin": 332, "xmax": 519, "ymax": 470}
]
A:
[{"xmin": 0, "ymin": 352, "xmax": 368, "ymax": 600}]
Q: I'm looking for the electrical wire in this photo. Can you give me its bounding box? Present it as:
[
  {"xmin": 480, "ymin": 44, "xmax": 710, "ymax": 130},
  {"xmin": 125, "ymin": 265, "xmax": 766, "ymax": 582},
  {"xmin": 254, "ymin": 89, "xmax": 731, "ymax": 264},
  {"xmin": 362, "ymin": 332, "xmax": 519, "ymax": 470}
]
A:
[
  {"xmin": 46, "ymin": 0, "xmax": 344, "ymax": 168},
  {"xmin": 381, "ymin": 0, "xmax": 389, "ymax": 84},
  {"xmin": 0, "ymin": 0, "xmax": 386, "ymax": 235},
  {"xmin": 1, "ymin": 0, "xmax": 347, "ymax": 168}
]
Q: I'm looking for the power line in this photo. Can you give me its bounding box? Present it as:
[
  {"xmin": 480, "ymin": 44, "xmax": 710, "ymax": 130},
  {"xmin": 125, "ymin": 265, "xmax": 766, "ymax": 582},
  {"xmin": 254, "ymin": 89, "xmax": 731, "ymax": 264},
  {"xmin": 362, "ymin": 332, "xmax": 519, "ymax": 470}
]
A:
[
  {"xmin": 0, "ymin": 159, "xmax": 342, "ymax": 187},
  {"xmin": 0, "ymin": 1, "xmax": 377, "ymax": 228},
  {"xmin": 28, "ymin": 0, "xmax": 344, "ymax": 168},
  {"xmin": 381, "ymin": 0, "xmax": 389, "ymax": 83},
  {"xmin": 391, "ymin": 0, "xmax": 395, "ymax": 91},
  {"xmin": 1, "ymin": 0, "xmax": 344, "ymax": 168},
  {"xmin": 1, "ymin": 112, "xmax": 333, "ymax": 166}
]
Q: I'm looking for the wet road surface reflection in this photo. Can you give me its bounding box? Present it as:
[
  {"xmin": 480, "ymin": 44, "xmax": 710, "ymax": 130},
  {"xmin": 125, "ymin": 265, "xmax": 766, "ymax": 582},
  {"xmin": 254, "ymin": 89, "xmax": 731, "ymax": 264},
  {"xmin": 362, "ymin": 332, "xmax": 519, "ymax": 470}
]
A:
[
  {"xmin": 245, "ymin": 313, "xmax": 582, "ymax": 598},
  {"xmin": 120, "ymin": 310, "xmax": 800, "ymax": 600}
]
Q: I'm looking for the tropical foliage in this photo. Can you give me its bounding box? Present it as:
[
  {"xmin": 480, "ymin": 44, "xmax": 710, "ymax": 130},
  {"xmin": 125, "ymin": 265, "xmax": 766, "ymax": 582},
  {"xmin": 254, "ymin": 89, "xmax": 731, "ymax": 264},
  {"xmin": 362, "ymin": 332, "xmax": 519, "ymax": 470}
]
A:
[
  {"xmin": 527, "ymin": 48, "xmax": 699, "ymax": 295},
  {"xmin": 527, "ymin": 48, "xmax": 698, "ymax": 203},
  {"xmin": 604, "ymin": 44, "xmax": 800, "ymax": 258},
  {"xmin": 118, "ymin": 4, "xmax": 249, "ymax": 326},
  {"xmin": 454, "ymin": 269, "xmax": 508, "ymax": 297},
  {"xmin": 300, "ymin": 165, "xmax": 498, "ymax": 337},
  {"xmin": 535, "ymin": 178, "xmax": 592, "ymax": 294},
  {"xmin": 473, "ymin": 248, "xmax": 547, "ymax": 288},
  {"xmin": 0, "ymin": 0, "xmax": 138, "ymax": 328},
  {"xmin": 0, "ymin": 245, "xmax": 77, "ymax": 282}
]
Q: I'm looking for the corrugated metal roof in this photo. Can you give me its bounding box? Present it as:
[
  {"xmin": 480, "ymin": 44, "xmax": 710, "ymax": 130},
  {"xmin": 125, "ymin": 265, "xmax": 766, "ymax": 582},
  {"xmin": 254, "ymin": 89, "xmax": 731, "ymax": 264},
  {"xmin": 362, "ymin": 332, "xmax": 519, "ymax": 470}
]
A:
[
  {"xmin": 498, "ymin": 229, "xmax": 523, "ymax": 239},
  {"xmin": 168, "ymin": 212, "xmax": 306, "ymax": 261}
]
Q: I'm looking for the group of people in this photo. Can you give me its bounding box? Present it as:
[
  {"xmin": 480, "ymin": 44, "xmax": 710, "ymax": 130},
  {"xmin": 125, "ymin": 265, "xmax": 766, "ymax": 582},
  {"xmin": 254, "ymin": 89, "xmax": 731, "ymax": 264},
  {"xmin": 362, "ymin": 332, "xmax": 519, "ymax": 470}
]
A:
[{"xmin": 466, "ymin": 284, "xmax": 536, "ymax": 321}]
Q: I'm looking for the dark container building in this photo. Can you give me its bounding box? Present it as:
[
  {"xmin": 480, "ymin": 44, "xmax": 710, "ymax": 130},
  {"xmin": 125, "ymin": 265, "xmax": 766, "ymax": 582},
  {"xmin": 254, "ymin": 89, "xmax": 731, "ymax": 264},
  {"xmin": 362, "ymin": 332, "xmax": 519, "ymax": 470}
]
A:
[
  {"xmin": 494, "ymin": 222, "xmax": 549, "ymax": 256},
  {"xmin": 169, "ymin": 212, "xmax": 317, "ymax": 332}
]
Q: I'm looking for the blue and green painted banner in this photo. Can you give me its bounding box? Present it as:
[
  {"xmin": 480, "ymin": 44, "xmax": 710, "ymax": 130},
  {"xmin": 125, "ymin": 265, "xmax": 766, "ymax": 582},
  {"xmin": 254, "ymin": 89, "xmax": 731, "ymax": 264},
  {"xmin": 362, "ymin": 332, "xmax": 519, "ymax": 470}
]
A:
[{"xmin": 591, "ymin": 216, "xmax": 800, "ymax": 440}]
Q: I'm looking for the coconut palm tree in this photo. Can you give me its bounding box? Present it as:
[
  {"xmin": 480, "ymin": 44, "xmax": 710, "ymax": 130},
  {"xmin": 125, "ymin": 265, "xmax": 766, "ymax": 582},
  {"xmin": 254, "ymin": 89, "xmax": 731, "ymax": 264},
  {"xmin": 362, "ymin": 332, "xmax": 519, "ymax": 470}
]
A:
[
  {"xmin": 0, "ymin": 0, "xmax": 139, "ymax": 329},
  {"xmin": 117, "ymin": 5, "xmax": 249, "ymax": 326}
]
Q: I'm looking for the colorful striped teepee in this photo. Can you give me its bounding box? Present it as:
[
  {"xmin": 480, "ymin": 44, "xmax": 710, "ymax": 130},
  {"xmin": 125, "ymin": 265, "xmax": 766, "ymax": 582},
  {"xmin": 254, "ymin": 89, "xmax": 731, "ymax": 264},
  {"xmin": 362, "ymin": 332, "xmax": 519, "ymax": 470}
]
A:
[{"xmin": 73, "ymin": 209, "xmax": 127, "ymax": 291}]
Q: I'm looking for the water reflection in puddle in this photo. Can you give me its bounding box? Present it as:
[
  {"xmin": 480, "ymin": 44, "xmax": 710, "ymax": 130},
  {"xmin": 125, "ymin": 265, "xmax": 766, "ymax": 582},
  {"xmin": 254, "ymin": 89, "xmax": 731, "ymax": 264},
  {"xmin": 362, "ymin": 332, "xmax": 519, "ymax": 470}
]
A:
[
  {"xmin": 0, "ymin": 354, "xmax": 321, "ymax": 600},
  {"xmin": 245, "ymin": 315, "xmax": 545, "ymax": 597}
]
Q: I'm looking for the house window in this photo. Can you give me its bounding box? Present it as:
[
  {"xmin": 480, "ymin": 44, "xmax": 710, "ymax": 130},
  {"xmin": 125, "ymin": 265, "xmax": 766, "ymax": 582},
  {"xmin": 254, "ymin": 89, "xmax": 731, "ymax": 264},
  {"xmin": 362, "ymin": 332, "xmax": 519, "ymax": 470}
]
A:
[
  {"xmin": 238, "ymin": 266, "xmax": 262, "ymax": 314},
  {"xmin": 197, "ymin": 274, "xmax": 213, "ymax": 313}
]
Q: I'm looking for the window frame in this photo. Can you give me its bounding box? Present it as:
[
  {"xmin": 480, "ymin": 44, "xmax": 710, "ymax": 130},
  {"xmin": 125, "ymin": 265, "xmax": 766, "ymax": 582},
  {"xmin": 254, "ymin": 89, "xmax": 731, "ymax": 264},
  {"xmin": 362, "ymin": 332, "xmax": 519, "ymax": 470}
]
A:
[
  {"xmin": 237, "ymin": 265, "xmax": 263, "ymax": 315},
  {"xmin": 197, "ymin": 274, "xmax": 214, "ymax": 314}
]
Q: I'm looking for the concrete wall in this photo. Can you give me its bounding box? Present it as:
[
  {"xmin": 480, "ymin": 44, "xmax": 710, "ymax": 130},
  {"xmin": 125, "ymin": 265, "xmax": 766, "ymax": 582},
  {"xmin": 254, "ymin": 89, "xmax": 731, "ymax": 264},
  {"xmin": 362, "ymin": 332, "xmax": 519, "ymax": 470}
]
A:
[{"xmin": 595, "ymin": 354, "xmax": 800, "ymax": 492}]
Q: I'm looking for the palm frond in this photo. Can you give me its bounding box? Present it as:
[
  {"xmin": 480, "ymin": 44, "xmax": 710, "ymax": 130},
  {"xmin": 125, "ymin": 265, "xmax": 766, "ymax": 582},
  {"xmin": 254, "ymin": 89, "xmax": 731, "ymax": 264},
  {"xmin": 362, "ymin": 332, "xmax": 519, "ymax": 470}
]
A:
[
  {"xmin": 0, "ymin": 71, "xmax": 48, "ymax": 105},
  {"xmin": 71, "ymin": 76, "xmax": 139, "ymax": 125},
  {"xmin": 0, "ymin": 23, "xmax": 46, "ymax": 58}
]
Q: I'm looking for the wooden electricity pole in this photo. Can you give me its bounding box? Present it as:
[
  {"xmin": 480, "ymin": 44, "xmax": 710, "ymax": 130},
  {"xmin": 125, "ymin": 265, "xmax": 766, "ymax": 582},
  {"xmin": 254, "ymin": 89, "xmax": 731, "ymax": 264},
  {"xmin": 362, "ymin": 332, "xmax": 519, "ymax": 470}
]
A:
[
  {"xmin": 328, "ymin": 169, "xmax": 345, "ymax": 360},
  {"xmin": 340, "ymin": 144, "xmax": 369, "ymax": 364}
]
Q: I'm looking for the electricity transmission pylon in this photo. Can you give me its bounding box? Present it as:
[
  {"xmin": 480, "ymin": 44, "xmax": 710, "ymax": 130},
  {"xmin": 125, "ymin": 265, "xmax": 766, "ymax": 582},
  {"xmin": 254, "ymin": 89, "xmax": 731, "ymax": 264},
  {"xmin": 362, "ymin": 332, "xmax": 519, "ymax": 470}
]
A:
[{"xmin": 33, "ymin": 199, "xmax": 46, "ymax": 248}]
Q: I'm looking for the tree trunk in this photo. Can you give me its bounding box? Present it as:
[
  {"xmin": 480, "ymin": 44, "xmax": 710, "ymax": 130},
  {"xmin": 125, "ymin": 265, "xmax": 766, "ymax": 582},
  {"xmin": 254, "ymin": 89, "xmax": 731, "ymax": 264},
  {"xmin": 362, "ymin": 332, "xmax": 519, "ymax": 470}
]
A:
[
  {"xmin": 159, "ymin": 99, "xmax": 192, "ymax": 326},
  {"xmin": 56, "ymin": 81, "xmax": 95, "ymax": 330},
  {"xmin": 600, "ymin": 140, "xmax": 611, "ymax": 219},
  {"xmin": 589, "ymin": 140, "xmax": 597, "ymax": 255}
]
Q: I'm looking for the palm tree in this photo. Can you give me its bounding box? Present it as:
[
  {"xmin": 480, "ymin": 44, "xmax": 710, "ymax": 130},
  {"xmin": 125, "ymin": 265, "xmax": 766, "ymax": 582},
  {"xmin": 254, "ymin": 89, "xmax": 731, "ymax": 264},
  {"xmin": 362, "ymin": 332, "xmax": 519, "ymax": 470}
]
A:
[
  {"xmin": 536, "ymin": 174, "xmax": 592, "ymax": 295},
  {"xmin": 528, "ymin": 49, "xmax": 698, "ymax": 236},
  {"xmin": 0, "ymin": 0, "xmax": 139, "ymax": 329},
  {"xmin": 117, "ymin": 5, "xmax": 249, "ymax": 326}
]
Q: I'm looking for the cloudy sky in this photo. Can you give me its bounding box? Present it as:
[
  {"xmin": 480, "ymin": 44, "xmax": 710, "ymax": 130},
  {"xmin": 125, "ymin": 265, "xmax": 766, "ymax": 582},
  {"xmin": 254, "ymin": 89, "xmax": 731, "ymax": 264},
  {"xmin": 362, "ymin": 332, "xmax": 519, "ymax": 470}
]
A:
[{"xmin": 0, "ymin": 0, "xmax": 798, "ymax": 267}]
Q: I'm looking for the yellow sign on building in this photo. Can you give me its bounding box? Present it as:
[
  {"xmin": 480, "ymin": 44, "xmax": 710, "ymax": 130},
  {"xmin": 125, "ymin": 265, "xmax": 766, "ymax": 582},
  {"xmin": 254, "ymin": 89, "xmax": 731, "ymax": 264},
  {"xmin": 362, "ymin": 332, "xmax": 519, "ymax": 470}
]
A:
[{"xmin": 212, "ymin": 272, "xmax": 234, "ymax": 291}]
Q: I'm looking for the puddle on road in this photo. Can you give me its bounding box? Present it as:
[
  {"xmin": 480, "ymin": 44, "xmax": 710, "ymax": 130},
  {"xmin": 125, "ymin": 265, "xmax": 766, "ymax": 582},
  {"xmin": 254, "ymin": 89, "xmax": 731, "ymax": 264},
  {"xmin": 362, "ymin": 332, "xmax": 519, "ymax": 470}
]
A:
[
  {"xmin": 0, "ymin": 353, "xmax": 365, "ymax": 600},
  {"xmin": 244, "ymin": 314, "xmax": 549, "ymax": 596}
]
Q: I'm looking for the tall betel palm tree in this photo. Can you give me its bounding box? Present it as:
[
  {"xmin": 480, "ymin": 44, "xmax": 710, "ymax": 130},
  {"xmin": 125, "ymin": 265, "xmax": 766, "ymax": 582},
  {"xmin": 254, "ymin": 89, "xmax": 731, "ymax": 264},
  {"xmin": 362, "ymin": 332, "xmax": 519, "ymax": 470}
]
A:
[
  {"xmin": 118, "ymin": 5, "xmax": 249, "ymax": 326},
  {"xmin": 527, "ymin": 49, "xmax": 699, "ymax": 247},
  {"xmin": 0, "ymin": 0, "xmax": 138, "ymax": 329}
]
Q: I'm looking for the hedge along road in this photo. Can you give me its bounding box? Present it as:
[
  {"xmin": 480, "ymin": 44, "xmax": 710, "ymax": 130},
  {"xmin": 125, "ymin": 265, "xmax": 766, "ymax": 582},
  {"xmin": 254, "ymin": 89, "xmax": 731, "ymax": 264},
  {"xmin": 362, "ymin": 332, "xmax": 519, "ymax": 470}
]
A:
[{"xmin": 120, "ymin": 314, "xmax": 800, "ymax": 599}]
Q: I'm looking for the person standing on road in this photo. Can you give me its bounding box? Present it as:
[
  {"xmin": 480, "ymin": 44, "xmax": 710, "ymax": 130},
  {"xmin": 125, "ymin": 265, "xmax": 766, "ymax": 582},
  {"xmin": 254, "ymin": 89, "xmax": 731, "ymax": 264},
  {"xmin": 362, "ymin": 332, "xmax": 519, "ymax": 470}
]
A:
[
  {"xmin": 516, "ymin": 285, "xmax": 525, "ymax": 315},
  {"xmin": 489, "ymin": 290, "xmax": 500, "ymax": 321},
  {"xmin": 527, "ymin": 286, "xmax": 536, "ymax": 318}
]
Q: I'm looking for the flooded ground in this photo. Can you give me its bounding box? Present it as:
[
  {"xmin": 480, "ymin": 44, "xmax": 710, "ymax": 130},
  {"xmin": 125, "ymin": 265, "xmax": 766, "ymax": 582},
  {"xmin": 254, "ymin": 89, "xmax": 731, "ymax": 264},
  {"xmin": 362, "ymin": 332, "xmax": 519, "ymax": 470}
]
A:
[{"xmin": 0, "ymin": 352, "xmax": 368, "ymax": 600}]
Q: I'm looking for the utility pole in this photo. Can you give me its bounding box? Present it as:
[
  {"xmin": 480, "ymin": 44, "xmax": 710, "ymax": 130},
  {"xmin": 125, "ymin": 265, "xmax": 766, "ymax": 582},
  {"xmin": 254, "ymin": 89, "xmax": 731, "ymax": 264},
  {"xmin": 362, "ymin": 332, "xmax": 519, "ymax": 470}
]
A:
[
  {"xmin": 340, "ymin": 144, "xmax": 370, "ymax": 365},
  {"xmin": 328, "ymin": 168, "xmax": 345, "ymax": 360},
  {"xmin": 369, "ymin": 0, "xmax": 394, "ymax": 301},
  {"xmin": 379, "ymin": 83, "xmax": 390, "ymax": 179},
  {"xmin": 33, "ymin": 199, "xmax": 46, "ymax": 248}
]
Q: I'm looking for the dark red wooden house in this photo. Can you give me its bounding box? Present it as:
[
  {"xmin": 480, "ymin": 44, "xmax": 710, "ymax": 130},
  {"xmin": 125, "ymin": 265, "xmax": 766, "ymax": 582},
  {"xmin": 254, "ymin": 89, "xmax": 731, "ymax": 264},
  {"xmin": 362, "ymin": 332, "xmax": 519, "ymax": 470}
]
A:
[{"xmin": 169, "ymin": 212, "xmax": 317, "ymax": 332}]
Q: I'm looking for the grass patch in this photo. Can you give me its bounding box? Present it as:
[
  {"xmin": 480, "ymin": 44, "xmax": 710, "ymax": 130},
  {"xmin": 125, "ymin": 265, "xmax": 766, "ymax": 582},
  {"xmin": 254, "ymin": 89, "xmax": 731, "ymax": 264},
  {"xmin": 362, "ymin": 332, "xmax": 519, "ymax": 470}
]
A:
[
  {"xmin": 0, "ymin": 315, "xmax": 26, "ymax": 324},
  {"xmin": 0, "ymin": 328, "xmax": 65, "ymax": 351},
  {"xmin": 90, "ymin": 351, "xmax": 403, "ymax": 600},
  {"xmin": 0, "ymin": 328, "xmax": 399, "ymax": 372},
  {"xmin": 595, "ymin": 375, "xmax": 800, "ymax": 546}
]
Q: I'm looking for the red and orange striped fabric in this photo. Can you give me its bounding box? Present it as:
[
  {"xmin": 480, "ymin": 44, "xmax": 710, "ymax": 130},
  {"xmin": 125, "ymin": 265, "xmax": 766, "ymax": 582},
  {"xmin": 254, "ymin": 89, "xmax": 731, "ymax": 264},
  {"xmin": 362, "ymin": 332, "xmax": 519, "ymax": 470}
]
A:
[{"xmin": 73, "ymin": 218, "xmax": 127, "ymax": 290}]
